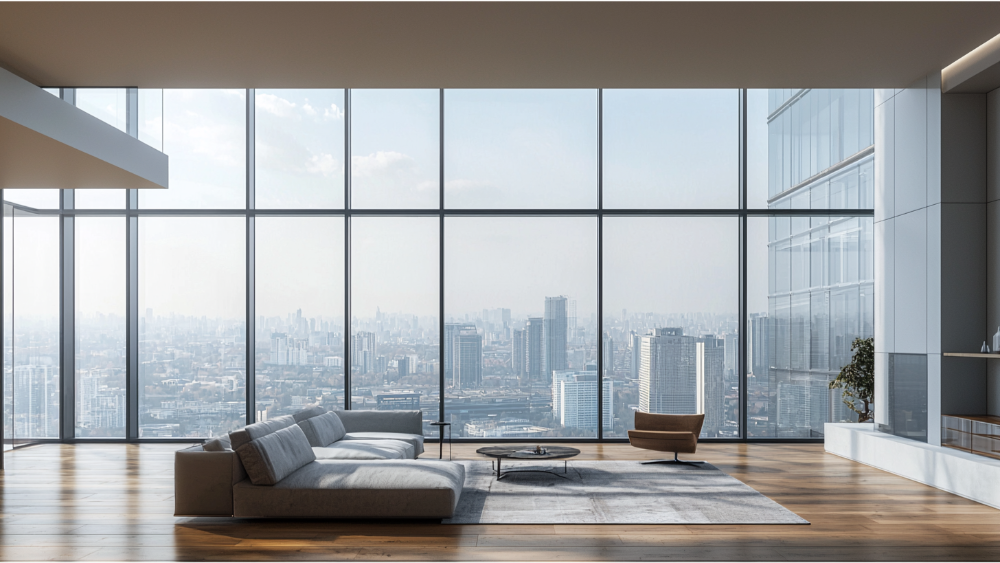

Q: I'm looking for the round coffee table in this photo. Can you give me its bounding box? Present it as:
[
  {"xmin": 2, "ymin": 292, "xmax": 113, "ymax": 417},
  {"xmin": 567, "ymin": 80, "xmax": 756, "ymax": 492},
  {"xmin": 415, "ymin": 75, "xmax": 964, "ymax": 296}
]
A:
[{"xmin": 476, "ymin": 446, "xmax": 581, "ymax": 480}]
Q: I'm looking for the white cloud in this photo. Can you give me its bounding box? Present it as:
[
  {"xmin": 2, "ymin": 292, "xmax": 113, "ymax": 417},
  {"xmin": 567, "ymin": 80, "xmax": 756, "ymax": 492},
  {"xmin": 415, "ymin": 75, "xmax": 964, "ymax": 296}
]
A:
[
  {"xmin": 302, "ymin": 103, "xmax": 317, "ymax": 117},
  {"xmin": 256, "ymin": 93, "xmax": 297, "ymax": 118},
  {"xmin": 306, "ymin": 153, "xmax": 341, "ymax": 178},
  {"xmin": 352, "ymin": 151, "xmax": 418, "ymax": 178},
  {"xmin": 324, "ymin": 103, "xmax": 345, "ymax": 121}
]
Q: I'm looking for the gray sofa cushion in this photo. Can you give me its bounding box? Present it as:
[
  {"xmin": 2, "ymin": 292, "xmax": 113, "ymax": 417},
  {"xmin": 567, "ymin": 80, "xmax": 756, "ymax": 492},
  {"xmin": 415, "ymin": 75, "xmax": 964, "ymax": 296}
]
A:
[
  {"xmin": 298, "ymin": 411, "xmax": 346, "ymax": 447},
  {"xmin": 334, "ymin": 410, "xmax": 422, "ymax": 435},
  {"xmin": 236, "ymin": 424, "xmax": 317, "ymax": 486},
  {"xmin": 202, "ymin": 435, "xmax": 232, "ymax": 451},
  {"xmin": 313, "ymin": 439, "xmax": 413, "ymax": 460},
  {"xmin": 344, "ymin": 432, "xmax": 424, "ymax": 458},
  {"xmin": 232, "ymin": 459, "xmax": 465, "ymax": 519},
  {"xmin": 229, "ymin": 414, "xmax": 296, "ymax": 450},
  {"xmin": 293, "ymin": 405, "xmax": 326, "ymax": 423}
]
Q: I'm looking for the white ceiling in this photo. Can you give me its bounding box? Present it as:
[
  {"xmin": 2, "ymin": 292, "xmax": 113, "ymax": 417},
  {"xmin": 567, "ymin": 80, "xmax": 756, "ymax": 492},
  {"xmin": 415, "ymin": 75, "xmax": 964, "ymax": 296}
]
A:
[{"xmin": 0, "ymin": 2, "xmax": 999, "ymax": 89}]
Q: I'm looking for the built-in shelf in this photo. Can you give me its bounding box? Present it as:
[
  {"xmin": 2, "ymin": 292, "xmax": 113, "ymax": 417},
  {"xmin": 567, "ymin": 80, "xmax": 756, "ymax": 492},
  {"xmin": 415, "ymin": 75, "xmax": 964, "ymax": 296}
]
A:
[{"xmin": 943, "ymin": 353, "xmax": 1000, "ymax": 358}]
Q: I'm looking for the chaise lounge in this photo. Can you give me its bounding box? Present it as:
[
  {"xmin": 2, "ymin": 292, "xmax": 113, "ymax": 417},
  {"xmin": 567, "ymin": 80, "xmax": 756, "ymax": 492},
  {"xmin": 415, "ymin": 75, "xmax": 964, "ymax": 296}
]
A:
[{"xmin": 174, "ymin": 407, "xmax": 465, "ymax": 519}]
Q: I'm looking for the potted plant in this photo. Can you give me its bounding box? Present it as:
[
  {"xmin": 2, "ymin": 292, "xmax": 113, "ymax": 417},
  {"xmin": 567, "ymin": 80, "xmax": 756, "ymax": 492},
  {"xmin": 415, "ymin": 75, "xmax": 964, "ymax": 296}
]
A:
[{"xmin": 829, "ymin": 337, "xmax": 874, "ymax": 423}]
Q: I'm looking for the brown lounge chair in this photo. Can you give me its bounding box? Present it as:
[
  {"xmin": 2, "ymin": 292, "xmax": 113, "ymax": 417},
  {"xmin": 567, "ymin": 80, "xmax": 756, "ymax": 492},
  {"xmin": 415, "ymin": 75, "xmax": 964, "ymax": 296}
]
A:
[{"xmin": 627, "ymin": 412, "xmax": 706, "ymax": 465}]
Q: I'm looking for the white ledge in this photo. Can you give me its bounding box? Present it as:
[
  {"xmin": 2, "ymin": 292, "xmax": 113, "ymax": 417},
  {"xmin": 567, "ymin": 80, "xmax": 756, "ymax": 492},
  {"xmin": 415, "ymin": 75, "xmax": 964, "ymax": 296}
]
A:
[
  {"xmin": 0, "ymin": 67, "xmax": 167, "ymax": 190},
  {"xmin": 825, "ymin": 422, "xmax": 1000, "ymax": 510}
]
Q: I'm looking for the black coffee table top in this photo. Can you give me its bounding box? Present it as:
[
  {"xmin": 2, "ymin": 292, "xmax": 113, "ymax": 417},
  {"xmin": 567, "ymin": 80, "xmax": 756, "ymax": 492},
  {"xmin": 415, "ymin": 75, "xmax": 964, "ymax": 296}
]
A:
[{"xmin": 476, "ymin": 445, "xmax": 581, "ymax": 460}]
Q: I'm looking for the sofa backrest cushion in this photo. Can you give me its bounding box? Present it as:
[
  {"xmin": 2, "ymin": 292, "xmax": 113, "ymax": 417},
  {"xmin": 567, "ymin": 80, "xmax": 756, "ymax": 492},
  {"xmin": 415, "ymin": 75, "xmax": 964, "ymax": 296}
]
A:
[
  {"xmin": 297, "ymin": 411, "xmax": 347, "ymax": 447},
  {"xmin": 202, "ymin": 435, "xmax": 232, "ymax": 452},
  {"xmin": 335, "ymin": 410, "xmax": 422, "ymax": 434},
  {"xmin": 229, "ymin": 414, "xmax": 296, "ymax": 450},
  {"xmin": 293, "ymin": 405, "xmax": 326, "ymax": 423},
  {"xmin": 235, "ymin": 424, "xmax": 316, "ymax": 486}
]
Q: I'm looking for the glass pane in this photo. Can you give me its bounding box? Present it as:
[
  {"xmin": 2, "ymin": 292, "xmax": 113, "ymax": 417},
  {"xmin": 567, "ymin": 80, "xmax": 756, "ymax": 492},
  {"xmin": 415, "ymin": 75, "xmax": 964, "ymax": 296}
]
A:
[
  {"xmin": 748, "ymin": 216, "xmax": 874, "ymax": 438},
  {"xmin": 3, "ymin": 205, "xmax": 11, "ymax": 450},
  {"xmin": 75, "ymin": 88, "xmax": 129, "ymax": 209},
  {"xmin": 351, "ymin": 90, "xmax": 439, "ymax": 209},
  {"xmin": 255, "ymin": 90, "xmax": 344, "ymax": 209},
  {"xmin": 11, "ymin": 212, "xmax": 60, "ymax": 440},
  {"xmin": 445, "ymin": 217, "xmax": 597, "ymax": 437},
  {"xmin": 139, "ymin": 217, "xmax": 246, "ymax": 437},
  {"xmin": 139, "ymin": 89, "xmax": 163, "ymax": 152},
  {"xmin": 255, "ymin": 217, "xmax": 344, "ymax": 419},
  {"xmin": 603, "ymin": 217, "xmax": 738, "ymax": 438},
  {"xmin": 3, "ymin": 190, "xmax": 59, "ymax": 209},
  {"xmin": 75, "ymin": 217, "xmax": 126, "ymax": 438},
  {"xmin": 350, "ymin": 218, "xmax": 438, "ymax": 434},
  {"xmin": 444, "ymin": 90, "xmax": 597, "ymax": 209},
  {"xmin": 603, "ymin": 90, "xmax": 738, "ymax": 209},
  {"xmin": 749, "ymin": 88, "xmax": 875, "ymax": 210},
  {"xmin": 140, "ymin": 90, "xmax": 245, "ymax": 209},
  {"xmin": 76, "ymin": 88, "xmax": 127, "ymax": 131}
]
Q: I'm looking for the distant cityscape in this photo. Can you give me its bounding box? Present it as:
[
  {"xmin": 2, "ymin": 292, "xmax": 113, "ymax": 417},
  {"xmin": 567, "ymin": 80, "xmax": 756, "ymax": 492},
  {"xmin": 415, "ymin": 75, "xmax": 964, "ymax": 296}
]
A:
[{"xmin": 5, "ymin": 295, "xmax": 865, "ymax": 441}]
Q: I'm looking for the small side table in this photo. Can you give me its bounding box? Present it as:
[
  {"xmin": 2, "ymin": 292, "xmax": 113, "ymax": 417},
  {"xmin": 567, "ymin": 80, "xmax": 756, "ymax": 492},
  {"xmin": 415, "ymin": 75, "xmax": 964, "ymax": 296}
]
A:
[{"xmin": 429, "ymin": 421, "xmax": 452, "ymax": 460}]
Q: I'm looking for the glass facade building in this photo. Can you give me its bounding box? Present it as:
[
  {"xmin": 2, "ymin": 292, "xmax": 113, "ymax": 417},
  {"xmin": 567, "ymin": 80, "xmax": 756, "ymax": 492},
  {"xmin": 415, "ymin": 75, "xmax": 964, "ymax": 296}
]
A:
[{"xmin": 0, "ymin": 88, "xmax": 874, "ymax": 444}]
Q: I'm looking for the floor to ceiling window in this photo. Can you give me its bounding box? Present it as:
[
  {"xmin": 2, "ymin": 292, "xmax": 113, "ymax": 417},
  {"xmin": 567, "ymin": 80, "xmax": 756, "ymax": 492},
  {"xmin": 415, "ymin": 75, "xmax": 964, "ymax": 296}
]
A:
[{"xmin": 0, "ymin": 87, "xmax": 875, "ymax": 442}]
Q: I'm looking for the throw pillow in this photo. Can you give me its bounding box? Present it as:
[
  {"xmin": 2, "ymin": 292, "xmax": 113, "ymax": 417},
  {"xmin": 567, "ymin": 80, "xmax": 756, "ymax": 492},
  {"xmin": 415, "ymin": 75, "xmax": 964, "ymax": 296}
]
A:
[
  {"xmin": 298, "ymin": 411, "xmax": 347, "ymax": 447},
  {"xmin": 293, "ymin": 405, "xmax": 326, "ymax": 423},
  {"xmin": 235, "ymin": 424, "xmax": 316, "ymax": 486}
]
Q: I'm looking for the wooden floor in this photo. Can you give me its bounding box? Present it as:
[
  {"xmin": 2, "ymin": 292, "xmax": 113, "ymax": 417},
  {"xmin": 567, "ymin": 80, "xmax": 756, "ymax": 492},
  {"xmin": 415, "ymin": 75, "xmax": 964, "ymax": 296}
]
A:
[{"xmin": 0, "ymin": 442, "xmax": 997, "ymax": 562}]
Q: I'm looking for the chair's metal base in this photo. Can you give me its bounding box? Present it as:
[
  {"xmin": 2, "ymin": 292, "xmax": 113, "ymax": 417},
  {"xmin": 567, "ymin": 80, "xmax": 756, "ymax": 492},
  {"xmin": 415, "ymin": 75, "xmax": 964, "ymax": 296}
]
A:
[{"xmin": 641, "ymin": 452, "xmax": 706, "ymax": 466}]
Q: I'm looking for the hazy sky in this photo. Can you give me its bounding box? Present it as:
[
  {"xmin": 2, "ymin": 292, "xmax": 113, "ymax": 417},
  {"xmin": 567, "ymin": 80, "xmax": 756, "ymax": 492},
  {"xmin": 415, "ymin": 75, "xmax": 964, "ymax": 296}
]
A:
[
  {"xmin": 139, "ymin": 217, "xmax": 246, "ymax": 319},
  {"xmin": 6, "ymin": 88, "xmax": 821, "ymax": 323},
  {"xmin": 255, "ymin": 216, "xmax": 343, "ymax": 320},
  {"xmin": 603, "ymin": 89, "xmax": 738, "ymax": 209},
  {"xmin": 445, "ymin": 217, "xmax": 597, "ymax": 319}
]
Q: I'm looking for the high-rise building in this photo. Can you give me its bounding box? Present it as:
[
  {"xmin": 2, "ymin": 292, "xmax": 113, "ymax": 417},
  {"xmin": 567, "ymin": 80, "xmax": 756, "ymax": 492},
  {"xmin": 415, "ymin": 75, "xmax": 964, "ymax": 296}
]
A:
[
  {"xmin": 397, "ymin": 356, "xmax": 409, "ymax": 378},
  {"xmin": 638, "ymin": 328, "xmax": 700, "ymax": 415},
  {"xmin": 748, "ymin": 313, "xmax": 770, "ymax": 377},
  {"xmin": 525, "ymin": 317, "xmax": 544, "ymax": 381},
  {"xmin": 723, "ymin": 332, "xmax": 738, "ymax": 379},
  {"xmin": 452, "ymin": 328, "xmax": 482, "ymax": 389},
  {"xmin": 602, "ymin": 332, "xmax": 614, "ymax": 376},
  {"xmin": 543, "ymin": 296, "xmax": 568, "ymax": 380},
  {"xmin": 763, "ymin": 88, "xmax": 875, "ymax": 437},
  {"xmin": 512, "ymin": 328, "xmax": 526, "ymax": 381},
  {"xmin": 699, "ymin": 336, "xmax": 726, "ymax": 436},
  {"xmin": 629, "ymin": 330, "xmax": 641, "ymax": 380},
  {"xmin": 351, "ymin": 331, "xmax": 377, "ymax": 374},
  {"xmin": 269, "ymin": 332, "xmax": 289, "ymax": 365},
  {"xmin": 551, "ymin": 369, "xmax": 613, "ymax": 430},
  {"xmin": 444, "ymin": 322, "xmax": 476, "ymax": 383}
]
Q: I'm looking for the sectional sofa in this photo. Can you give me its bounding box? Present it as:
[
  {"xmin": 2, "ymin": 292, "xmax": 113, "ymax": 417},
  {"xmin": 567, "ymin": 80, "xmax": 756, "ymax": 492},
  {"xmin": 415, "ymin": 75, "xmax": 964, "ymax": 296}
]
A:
[{"xmin": 174, "ymin": 407, "xmax": 465, "ymax": 519}]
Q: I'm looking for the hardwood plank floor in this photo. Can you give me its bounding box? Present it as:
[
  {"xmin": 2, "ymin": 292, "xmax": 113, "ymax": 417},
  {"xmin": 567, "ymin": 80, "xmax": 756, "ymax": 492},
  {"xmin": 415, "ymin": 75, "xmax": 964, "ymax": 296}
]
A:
[{"xmin": 0, "ymin": 442, "xmax": 996, "ymax": 561}]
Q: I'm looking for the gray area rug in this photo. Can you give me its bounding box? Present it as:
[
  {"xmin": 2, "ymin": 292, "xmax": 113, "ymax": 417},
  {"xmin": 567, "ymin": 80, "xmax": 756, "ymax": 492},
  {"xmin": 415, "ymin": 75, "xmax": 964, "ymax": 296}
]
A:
[{"xmin": 442, "ymin": 460, "xmax": 808, "ymax": 525}]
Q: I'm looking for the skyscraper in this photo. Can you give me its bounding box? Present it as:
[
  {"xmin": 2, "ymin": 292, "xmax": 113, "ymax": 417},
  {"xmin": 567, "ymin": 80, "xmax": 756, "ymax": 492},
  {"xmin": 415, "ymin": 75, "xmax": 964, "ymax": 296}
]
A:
[
  {"xmin": 629, "ymin": 330, "xmax": 641, "ymax": 380},
  {"xmin": 452, "ymin": 328, "xmax": 482, "ymax": 389},
  {"xmin": 551, "ymin": 369, "xmax": 613, "ymax": 430},
  {"xmin": 699, "ymin": 336, "xmax": 726, "ymax": 436},
  {"xmin": 638, "ymin": 328, "xmax": 700, "ymax": 415},
  {"xmin": 543, "ymin": 296, "xmax": 568, "ymax": 381},
  {"xmin": 723, "ymin": 332, "xmax": 738, "ymax": 379},
  {"xmin": 602, "ymin": 332, "xmax": 614, "ymax": 377},
  {"xmin": 351, "ymin": 331, "xmax": 377, "ymax": 374},
  {"xmin": 525, "ymin": 317, "xmax": 544, "ymax": 381},
  {"xmin": 512, "ymin": 328, "xmax": 526, "ymax": 382},
  {"xmin": 444, "ymin": 322, "xmax": 476, "ymax": 384}
]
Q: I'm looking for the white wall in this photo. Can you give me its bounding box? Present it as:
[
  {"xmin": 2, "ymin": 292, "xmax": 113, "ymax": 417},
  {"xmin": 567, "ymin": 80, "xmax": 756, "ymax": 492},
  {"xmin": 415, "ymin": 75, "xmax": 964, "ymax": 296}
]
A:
[{"xmin": 874, "ymin": 73, "xmax": 988, "ymax": 445}]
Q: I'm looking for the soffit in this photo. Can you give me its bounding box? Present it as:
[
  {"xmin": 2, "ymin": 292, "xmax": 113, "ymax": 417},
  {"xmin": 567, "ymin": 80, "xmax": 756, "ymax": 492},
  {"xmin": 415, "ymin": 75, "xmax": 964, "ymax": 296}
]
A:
[{"xmin": 0, "ymin": 2, "xmax": 998, "ymax": 89}]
